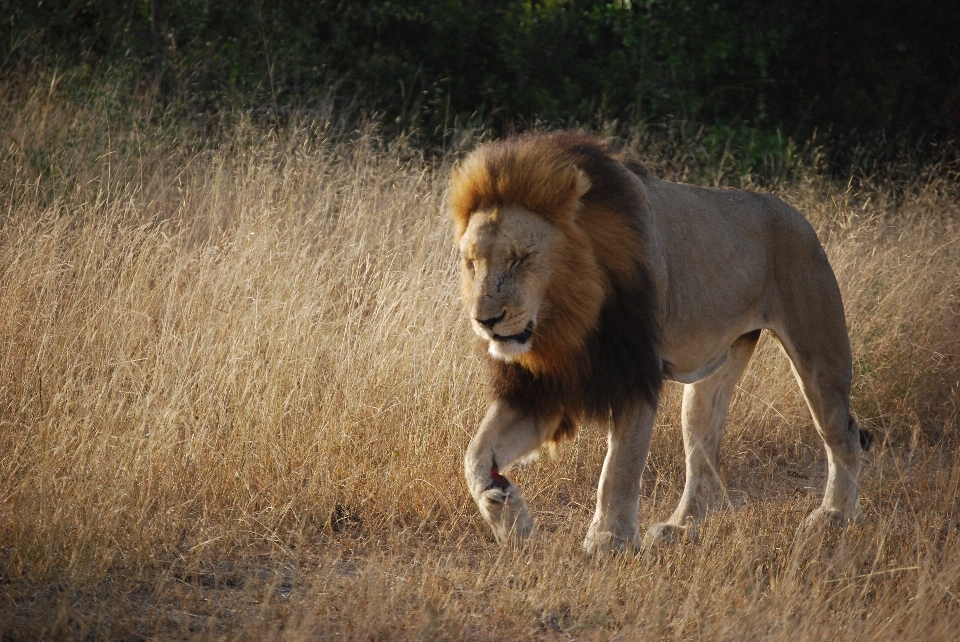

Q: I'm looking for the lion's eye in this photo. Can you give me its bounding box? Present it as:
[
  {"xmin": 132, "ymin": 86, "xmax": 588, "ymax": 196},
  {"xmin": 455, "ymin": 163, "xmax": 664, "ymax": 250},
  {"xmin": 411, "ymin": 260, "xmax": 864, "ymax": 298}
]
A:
[
  {"xmin": 509, "ymin": 255, "xmax": 527, "ymax": 270},
  {"xmin": 464, "ymin": 258, "xmax": 475, "ymax": 273}
]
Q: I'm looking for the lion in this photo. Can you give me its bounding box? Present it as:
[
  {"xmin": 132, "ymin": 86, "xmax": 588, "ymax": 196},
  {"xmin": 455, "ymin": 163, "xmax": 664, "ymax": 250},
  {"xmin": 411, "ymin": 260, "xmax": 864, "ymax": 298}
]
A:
[{"xmin": 448, "ymin": 131, "xmax": 869, "ymax": 554}]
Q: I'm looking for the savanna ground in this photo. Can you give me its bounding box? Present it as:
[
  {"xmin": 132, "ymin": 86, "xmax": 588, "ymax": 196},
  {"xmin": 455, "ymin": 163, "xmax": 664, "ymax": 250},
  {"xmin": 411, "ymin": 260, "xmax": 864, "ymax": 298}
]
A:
[{"xmin": 1, "ymin": 71, "xmax": 959, "ymax": 640}]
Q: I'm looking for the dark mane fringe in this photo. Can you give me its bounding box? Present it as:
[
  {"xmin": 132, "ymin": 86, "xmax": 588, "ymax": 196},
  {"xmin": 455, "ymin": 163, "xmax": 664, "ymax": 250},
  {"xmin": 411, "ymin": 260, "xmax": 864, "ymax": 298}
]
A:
[
  {"xmin": 486, "ymin": 261, "xmax": 663, "ymax": 428},
  {"xmin": 544, "ymin": 132, "xmax": 651, "ymax": 237},
  {"xmin": 477, "ymin": 132, "xmax": 664, "ymax": 434}
]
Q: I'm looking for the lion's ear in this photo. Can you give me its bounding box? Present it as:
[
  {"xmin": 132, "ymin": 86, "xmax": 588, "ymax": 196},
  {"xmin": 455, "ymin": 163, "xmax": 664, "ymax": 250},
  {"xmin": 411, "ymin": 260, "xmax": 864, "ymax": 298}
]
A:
[{"xmin": 572, "ymin": 165, "xmax": 591, "ymax": 200}]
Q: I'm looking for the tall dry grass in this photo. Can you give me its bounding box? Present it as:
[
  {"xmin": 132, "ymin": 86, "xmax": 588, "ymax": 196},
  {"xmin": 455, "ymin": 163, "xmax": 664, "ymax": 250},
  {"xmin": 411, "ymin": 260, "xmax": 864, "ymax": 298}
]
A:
[{"xmin": 1, "ymin": 71, "xmax": 959, "ymax": 640}]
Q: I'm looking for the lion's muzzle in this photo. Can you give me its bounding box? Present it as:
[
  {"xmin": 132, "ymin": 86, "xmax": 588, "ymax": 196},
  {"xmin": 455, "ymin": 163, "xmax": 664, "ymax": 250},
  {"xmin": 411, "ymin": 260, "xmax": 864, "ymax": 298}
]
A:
[
  {"xmin": 492, "ymin": 321, "xmax": 534, "ymax": 345},
  {"xmin": 487, "ymin": 320, "xmax": 535, "ymax": 361}
]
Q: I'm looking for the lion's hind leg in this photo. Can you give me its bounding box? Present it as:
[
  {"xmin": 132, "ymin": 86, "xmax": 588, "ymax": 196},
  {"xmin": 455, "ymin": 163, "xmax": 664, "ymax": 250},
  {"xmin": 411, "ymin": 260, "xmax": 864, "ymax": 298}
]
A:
[
  {"xmin": 792, "ymin": 375, "xmax": 862, "ymax": 528},
  {"xmin": 645, "ymin": 330, "xmax": 761, "ymax": 548},
  {"xmin": 772, "ymin": 301, "xmax": 863, "ymax": 528}
]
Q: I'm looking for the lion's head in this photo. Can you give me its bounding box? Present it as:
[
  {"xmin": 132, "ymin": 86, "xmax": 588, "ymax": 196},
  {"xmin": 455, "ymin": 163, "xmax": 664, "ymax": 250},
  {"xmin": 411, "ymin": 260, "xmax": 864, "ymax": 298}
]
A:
[
  {"xmin": 457, "ymin": 205, "xmax": 564, "ymax": 362},
  {"xmin": 449, "ymin": 133, "xmax": 623, "ymax": 377},
  {"xmin": 448, "ymin": 132, "xmax": 663, "ymax": 425}
]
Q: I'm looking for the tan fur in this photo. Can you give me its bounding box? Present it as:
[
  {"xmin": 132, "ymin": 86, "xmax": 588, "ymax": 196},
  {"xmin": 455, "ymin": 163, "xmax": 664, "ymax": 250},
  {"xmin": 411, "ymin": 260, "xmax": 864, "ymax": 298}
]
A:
[{"xmin": 453, "ymin": 132, "xmax": 863, "ymax": 552}]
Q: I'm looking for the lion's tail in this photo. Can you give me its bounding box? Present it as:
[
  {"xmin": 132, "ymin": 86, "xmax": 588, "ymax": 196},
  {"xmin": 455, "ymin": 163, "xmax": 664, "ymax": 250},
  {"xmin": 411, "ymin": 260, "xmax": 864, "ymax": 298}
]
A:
[{"xmin": 852, "ymin": 415, "xmax": 873, "ymax": 451}]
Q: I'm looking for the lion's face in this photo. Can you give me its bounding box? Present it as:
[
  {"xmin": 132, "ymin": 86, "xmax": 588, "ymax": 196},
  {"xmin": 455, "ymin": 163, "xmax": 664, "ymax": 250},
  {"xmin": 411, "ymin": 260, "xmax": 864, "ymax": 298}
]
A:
[{"xmin": 458, "ymin": 206, "xmax": 562, "ymax": 362}]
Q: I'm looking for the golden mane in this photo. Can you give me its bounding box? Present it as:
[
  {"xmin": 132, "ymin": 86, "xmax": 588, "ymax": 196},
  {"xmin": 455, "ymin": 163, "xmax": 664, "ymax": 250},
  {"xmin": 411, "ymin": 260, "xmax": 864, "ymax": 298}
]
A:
[
  {"xmin": 449, "ymin": 132, "xmax": 663, "ymax": 440},
  {"xmin": 449, "ymin": 134, "xmax": 591, "ymax": 238}
]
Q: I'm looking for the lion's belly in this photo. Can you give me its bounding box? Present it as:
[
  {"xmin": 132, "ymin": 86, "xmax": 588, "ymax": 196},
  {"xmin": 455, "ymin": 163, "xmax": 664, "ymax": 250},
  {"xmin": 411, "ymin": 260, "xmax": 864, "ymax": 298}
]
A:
[
  {"xmin": 665, "ymin": 348, "xmax": 730, "ymax": 384},
  {"xmin": 660, "ymin": 316, "xmax": 765, "ymax": 384}
]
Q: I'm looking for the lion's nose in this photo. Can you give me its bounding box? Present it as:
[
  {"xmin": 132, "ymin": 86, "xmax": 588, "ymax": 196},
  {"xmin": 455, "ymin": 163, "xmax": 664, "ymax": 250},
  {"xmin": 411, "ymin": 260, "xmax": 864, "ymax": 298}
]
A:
[{"xmin": 476, "ymin": 311, "xmax": 506, "ymax": 329}]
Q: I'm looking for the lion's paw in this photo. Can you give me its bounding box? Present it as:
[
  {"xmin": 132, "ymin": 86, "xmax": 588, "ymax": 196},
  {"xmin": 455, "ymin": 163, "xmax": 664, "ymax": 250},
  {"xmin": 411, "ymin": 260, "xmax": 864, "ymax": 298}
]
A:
[
  {"xmin": 582, "ymin": 530, "xmax": 641, "ymax": 556},
  {"xmin": 803, "ymin": 505, "xmax": 862, "ymax": 530},
  {"xmin": 643, "ymin": 522, "xmax": 695, "ymax": 550},
  {"xmin": 478, "ymin": 487, "xmax": 535, "ymax": 544}
]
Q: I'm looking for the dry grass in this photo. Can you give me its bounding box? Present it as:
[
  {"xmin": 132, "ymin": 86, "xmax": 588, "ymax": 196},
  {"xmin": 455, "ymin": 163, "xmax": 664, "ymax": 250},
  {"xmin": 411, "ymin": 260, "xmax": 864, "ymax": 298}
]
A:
[{"xmin": 1, "ymin": 72, "xmax": 959, "ymax": 640}]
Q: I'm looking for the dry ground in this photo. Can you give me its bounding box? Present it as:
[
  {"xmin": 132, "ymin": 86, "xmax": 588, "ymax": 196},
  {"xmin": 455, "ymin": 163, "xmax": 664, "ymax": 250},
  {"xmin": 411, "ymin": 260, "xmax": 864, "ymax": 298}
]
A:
[{"xmin": 1, "ymin": 74, "xmax": 959, "ymax": 640}]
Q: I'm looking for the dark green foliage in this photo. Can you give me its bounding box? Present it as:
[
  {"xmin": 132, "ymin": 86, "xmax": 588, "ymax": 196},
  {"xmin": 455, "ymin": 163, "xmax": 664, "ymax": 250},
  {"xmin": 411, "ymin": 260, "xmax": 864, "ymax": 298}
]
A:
[{"xmin": 3, "ymin": 0, "xmax": 958, "ymax": 149}]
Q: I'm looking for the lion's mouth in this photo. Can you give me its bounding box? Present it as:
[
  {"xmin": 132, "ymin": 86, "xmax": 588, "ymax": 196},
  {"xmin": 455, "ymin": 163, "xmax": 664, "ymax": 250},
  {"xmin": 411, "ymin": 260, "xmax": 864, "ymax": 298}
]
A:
[{"xmin": 492, "ymin": 321, "xmax": 535, "ymax": 345}]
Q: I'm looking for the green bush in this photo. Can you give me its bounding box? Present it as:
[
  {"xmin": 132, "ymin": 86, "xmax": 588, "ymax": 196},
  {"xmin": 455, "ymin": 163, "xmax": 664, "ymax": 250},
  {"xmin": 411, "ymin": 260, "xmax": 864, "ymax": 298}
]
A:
[{"xmin": 3, "ymin": 0, "xmax": 958, "ymax": 152}]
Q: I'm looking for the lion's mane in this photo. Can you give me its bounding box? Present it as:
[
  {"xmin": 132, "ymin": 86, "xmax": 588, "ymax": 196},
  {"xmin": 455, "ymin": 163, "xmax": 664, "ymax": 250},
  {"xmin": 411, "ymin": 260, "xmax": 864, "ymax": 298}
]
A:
[{"xmin": 449, "ymin": 132, "xmax": 663, "ymax": 441}]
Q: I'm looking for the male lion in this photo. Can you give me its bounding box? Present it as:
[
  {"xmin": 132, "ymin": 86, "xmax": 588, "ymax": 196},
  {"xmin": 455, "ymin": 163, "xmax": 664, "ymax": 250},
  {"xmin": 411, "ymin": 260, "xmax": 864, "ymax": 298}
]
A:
[{"xmin": 449, "ymin": 132, "xmax": 868, "ymax": 554}]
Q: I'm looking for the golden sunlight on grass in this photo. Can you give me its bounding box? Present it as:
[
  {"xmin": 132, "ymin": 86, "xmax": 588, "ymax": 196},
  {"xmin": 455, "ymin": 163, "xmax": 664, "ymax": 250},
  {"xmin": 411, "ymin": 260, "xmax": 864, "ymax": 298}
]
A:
[{"xmin": 1, "ymin": 73, "xmax": 958, "ymax": 639}]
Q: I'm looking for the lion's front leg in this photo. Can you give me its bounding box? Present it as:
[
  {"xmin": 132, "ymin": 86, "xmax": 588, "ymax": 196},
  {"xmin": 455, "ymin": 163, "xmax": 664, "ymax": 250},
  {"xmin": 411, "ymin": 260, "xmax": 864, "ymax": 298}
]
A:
[
  {"xmin": 464, "ymin": 400, "xmax": 557, "ymax": 544},
  {"xmin": 583, "ymin": 402, "xmax": 656, "ymax": 555}
]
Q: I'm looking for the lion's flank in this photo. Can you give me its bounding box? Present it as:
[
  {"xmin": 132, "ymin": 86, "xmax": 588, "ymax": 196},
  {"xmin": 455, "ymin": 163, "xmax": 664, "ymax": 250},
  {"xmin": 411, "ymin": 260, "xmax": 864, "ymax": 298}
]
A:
[{"xmin": 450, "ymin": 132, "xmax": 664, "ymax": 439}]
